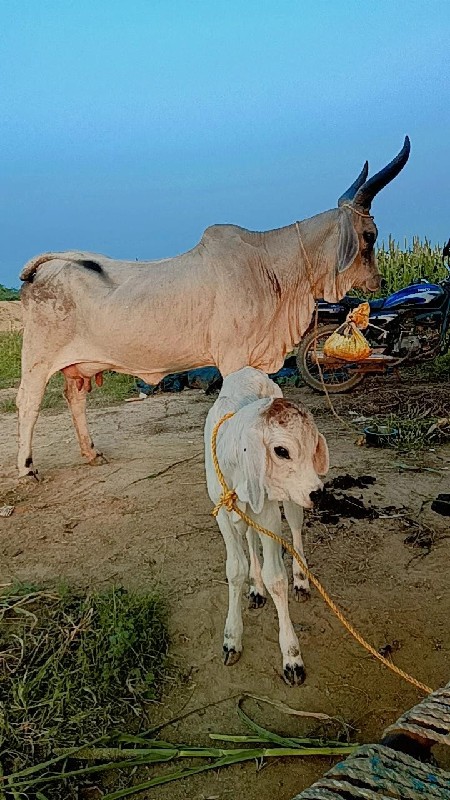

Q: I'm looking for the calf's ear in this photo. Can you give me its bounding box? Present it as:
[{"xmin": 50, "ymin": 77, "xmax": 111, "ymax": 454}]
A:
[
  {"xmin": 336, "ymin": 210, "xmax": 359, "ymax": 274},
  {"xmin": 313, "ymin": 433, "xmax": 329, "ymax": 476},
  {"xmin": 235, "ymin": 427, "xmax": 266, "ymax": 515}
]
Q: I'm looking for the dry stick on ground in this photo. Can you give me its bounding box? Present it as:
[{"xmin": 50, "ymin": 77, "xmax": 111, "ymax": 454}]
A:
[
  {"xmin": 143, "ymin": 693, "xmax": 244, "ymax": 737},
  {"xmin": 126, "ymin": 452, "xmax": 203, "ymax": 487}
]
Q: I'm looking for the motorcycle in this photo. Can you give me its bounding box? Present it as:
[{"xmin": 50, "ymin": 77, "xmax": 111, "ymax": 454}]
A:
[{"xmin": 296, "ymin": 239, "xmax": 450, "ymax": 393}]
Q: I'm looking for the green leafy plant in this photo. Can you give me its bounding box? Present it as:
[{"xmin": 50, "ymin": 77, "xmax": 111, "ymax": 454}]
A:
[{"xmin": 0, "ymin": 585, "xmax": 169, "ymax": 798}]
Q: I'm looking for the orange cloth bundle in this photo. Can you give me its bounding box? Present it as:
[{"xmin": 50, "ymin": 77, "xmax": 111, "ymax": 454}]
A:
[
  {"xmin": 346, "ymin": 301, "xmax": 370, "ymax": 330},
  {"xmin": 323, "ymin": 321, "xmax": 372, "ymax": 361}
]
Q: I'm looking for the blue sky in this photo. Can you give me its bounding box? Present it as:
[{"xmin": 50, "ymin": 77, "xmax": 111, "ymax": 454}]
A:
[{"xmin": 1, "ymin": 0, "xmax": 449, "ymax": 287}]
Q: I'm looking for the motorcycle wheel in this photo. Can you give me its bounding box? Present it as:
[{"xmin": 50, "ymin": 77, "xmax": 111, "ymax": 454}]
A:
[{"xmin": 296, "ymin": 323, "xmax": 366, "ymax": 394}]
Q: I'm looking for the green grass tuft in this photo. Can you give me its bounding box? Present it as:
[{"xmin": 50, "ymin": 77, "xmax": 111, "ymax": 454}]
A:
[
  {"xmin": 0, "ymin": 332, "xmax": 22, "ymax": 389},
  {"xmin": 370, "ymin": 410, "xmax": 450, "ymax": 453},
  {"xmin": 414, "ymin": 352, "xmax": 450, "ymax": 382},
  {"xmin": 0, "ymin": 585, "xmax": 169, "ymax": 798}
]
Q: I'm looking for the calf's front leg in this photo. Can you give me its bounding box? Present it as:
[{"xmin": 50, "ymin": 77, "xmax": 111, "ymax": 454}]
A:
[
  {"xmin": 216, "ymin": 509, "xmax": 248, "ymax": 665},
  {"xmin": 283, "ymin": 501, "xmax": 310, "ymax": 601},
  {"xmin": 246, "ymin": 527, "xmax": 266, "ymax": 608}
]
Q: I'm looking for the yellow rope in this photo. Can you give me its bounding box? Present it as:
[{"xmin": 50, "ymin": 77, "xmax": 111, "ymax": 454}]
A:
[{"xmin": 211, "ymin": 413, "xmax": 432, "ymax": 696}]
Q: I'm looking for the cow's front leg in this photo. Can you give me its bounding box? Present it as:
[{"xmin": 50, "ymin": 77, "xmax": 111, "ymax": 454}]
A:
[
  {"xmin": 256, "ymin": 503, "xmax": 305, "ymax": 686},
  {"xmin": 63, "ymin": 376, "xmax": 107, "ymax": 465},
  {"xmin": 283, "ymin": 501, "xmax": 310, "ymax": 601},
  {"xmin": 246, "ymin": 527, "xmax": 266, "ymax": 608},
  {"xmin": 216, "ymin": 509, "xmax": 248, "ymax": 665}
]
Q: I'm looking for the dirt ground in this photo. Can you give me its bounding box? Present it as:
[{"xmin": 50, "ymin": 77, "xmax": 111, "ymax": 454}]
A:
[
  {"xmin": 0, "ymin": 374, "xmax": 449, "ymax": 800},
  {"xmin": 0, "ymin": 300, "xmax": 22, "ymax": 332}
]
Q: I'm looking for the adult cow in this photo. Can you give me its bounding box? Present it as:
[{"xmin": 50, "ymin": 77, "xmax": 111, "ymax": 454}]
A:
[{"xmin": 17, "ymin": 137, "xmax": 410, "ymax": 477}]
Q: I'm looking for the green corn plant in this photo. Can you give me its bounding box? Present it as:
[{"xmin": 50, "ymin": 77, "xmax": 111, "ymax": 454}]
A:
[{"xmin": 376, "ymin": 236, "xmax": 447, "ymax": 295}]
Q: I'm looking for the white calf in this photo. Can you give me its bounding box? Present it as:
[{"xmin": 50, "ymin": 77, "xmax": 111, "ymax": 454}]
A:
[{"xmin": 204, "ymin": 367, "xmax": 329, "ymax": 685}]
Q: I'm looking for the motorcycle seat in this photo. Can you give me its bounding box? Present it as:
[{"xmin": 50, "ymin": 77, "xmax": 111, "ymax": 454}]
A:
[
  {"xmin": 368, "ymin": 298, "xmax": 385, "ymax": 310},
  {"xmin": 342, "ymin": 296, "xmax": 385, "ymax": 311}
]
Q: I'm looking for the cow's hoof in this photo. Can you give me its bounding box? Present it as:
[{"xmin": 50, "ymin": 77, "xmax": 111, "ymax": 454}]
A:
[
  {"xmin": 248, "ymin": 591, "xmax": 267, "ymax": 609},
  {"xmin": 88, "ymin": 453, "xmax": 108, "ymax": 466},
  {"xmin": 293, "ymin": 585, "xmax": 311, "ymax": 602},
  {"xmin": 283, "ymin": 662, "xmax": 306, "ymax": 686},
  {"xmin": 19, "ymin": 470, "xmax": 39, "ymax": 482},
  {"xmin": 223, "ymin": 646, "xmax": 241, "ymax": 666}
]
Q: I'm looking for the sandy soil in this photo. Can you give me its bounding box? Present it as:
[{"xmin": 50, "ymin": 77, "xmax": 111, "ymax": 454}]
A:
[
  {"xmin": 0, "ymin": 379, "xmax": 449, "ymax": 799},
  {"xmin": 0, "ymin": 300, "xmax": 22, "ymax": 332}
]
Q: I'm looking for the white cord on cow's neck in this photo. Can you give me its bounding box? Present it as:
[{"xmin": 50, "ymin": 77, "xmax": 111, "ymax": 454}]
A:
[{"xmin": 341, "ymin": 203, "xmax": 374, "ymax": 219}]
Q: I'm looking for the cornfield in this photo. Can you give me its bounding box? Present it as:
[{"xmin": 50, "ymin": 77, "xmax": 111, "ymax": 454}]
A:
[{"xmin": 376, "ymin": 236, "xmax": 448, "ymax": 295}]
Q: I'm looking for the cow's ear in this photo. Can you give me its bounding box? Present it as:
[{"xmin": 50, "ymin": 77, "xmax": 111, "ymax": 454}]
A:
[{"xmin": 336, "ymin": 210, "xmax": 359, "ymax": 274}]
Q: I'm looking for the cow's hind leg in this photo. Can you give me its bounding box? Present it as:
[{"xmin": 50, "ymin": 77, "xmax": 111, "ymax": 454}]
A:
[
  {"xmin": 63, "ymin": 376, "xmax": 107, "ymax": 466},
  {"xmin": 16, "ymin": 366, "xmax": 49, "ymax": 478}
]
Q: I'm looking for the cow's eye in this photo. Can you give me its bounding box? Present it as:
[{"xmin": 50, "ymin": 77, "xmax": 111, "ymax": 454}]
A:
[
  {"xmin": 363, "ymin": 230, "xmax": 376, "ymax": 244},
  {"xmin": 274, "ymin": 446, "xmax": 290, "ymax": 460}
]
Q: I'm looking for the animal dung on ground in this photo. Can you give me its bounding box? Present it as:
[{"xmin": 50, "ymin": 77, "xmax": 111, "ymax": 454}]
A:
[
  {"xmin": 431, "ymin": 493, "xmax": 450, "ymax": 517},
  {"xmin": 311, "ymin": 473, "xmax": 378, "ymax": 524},
  {"xmin": 327, "ymin": 473, "xmax": 376, "ymax": 490}
]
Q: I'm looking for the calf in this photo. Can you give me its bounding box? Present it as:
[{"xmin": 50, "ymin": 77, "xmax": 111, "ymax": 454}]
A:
[{"xmin": 204, "ymin": 367, "xmax": 329, "ymax": 685}]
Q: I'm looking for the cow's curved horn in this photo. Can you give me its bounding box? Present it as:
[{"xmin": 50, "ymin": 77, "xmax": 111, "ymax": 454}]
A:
[
  {"xmin": 337, "ymin": 161, "xmax": 369, "ymax": 206},
  {"xmin": 353, "ymin": 136, "xmax": 410, "ymax": 211}
]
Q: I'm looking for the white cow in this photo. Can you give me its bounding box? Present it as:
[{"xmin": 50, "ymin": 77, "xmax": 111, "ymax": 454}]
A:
[
  {"xmin": 17, "ymin": 138, "xmax": 409, "ymax": 476},
  {"xmin": 204, "ymin": 367, "xmax": 329, "ymax": 685}
]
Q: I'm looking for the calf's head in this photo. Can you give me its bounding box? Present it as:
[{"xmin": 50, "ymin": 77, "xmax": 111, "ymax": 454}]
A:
[
  {"xmin": 233, "ymin": 398, "xmax": 329, "ymax": 513},
  {"xmin": 318, "ymin": 137, "xmax": 410, "ymax": 302}
]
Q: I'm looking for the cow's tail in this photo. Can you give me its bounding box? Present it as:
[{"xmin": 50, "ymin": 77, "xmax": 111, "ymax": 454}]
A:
[
  {"xmin": 20, "ymin": 251, "xmax": 100, "ymax": 283},
  {"xmin": 20, "ymin": 253, "xmax": 59, "ymax": 283}
]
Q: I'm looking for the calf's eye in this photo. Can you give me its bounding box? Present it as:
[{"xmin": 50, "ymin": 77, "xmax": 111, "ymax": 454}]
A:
[{"xmin": 274, "ymin": 446, "xmax": 290, "ymax": 460}]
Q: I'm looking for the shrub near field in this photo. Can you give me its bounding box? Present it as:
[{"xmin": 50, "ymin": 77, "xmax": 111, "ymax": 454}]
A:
[{"xmin": 0, "ymin": 284, "xmax": 20, "ymax": 301}]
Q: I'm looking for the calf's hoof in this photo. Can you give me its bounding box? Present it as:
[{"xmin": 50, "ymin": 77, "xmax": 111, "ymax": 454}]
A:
[
  {"xmin": 88, "ymin": 453, "xmax": 108, "ymax": 466},
  {"xmin": 293, "ymin": 585, "xmax": 311, "ymax": 602},
  {"xmin": 248, "ymin": 590, "xmax": 267, "ymax": 609},
  {"xmin": 223, "ymin": 646, "xmax": 241, "ymax": 666},
  {"xmin": 283, "ymin": 662, "xmax": 306, "ymax": 686}
]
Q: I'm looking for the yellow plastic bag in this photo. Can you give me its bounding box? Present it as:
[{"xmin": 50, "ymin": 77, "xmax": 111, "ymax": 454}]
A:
[{"xmin": 323, "ymin": 321, "xmax": 372, "ymax": 361}]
